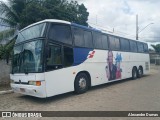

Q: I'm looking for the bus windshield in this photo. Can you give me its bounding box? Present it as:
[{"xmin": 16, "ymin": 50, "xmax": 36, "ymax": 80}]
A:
[
  {"xmin": 12, "ymin": 40, "xmax": 43, "ymax": 74},
  {"xmin": 16, "ymin": 23, "xmax": 46, "ymax": 44}
]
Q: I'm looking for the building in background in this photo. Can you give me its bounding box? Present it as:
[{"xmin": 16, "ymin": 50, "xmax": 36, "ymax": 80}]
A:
[{"xmin": 149, "ymin": 51, "xmax": 160, "ymax": 65}]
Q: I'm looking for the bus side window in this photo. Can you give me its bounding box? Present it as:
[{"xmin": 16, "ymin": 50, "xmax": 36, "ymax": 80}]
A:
[
  {"xmin": 63, "ymin": 46, "xmax": 73, "ymax": 67},
  {"xmin": 137, "ymin": 42, "xmax": 144, "ymax": 53},
  {"xmin": 48, "ymin": 24, "xmax": 72, "ymax": 45},
  {"xmin": 101, "ymin": 34, "xmax": 108, "ymax": 49},
  {"xmin": 47, "ymin": 44, "xmax": 62, "ymax": 70},
  {"xmin": 120, "ymin": 38, "xmax": 130, "ymax": 51},
  {"xmin": 115, "ymin": 37, "xmax": 120, "ymax": 50},
  {"xmin": 108, "ymin": 36, "xmax": 120, "ymax": 50},
  {"xmin": 84, "ymin": 31, "xmax": 93, "ymax": 48},
  {"xmin": 93, "ymin": 32, "xmax": 102, "ymax": 49},
  {"xmin": 130, "ymin": 41, "xmax": 137, "ymax": 52},
  {"xmin": 73, "ymin": 27, "xmax": 84, "ymax": 47},
  {"xmin": 144, "ymin": 43, "xmax": 149, "ymax": 53}
]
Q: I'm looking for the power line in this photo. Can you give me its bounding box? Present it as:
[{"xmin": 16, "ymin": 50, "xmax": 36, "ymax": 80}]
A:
[
  {"xmin": 88, "ymin": 18, "xmax": 136, "ymax": 37},
  {"xmin": 88, "ymin": 22, "xmax": 136, "ymax": 38}
]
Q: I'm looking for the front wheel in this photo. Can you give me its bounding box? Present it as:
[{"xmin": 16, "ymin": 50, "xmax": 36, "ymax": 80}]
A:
[{"xmin": 74, "ymin": 73, "xmax": 89, "ymax": 94}]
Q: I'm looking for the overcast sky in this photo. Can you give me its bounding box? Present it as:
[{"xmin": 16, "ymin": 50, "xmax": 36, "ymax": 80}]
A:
[
  {"xmin": 1, "ymin": 0, "xmax": 160, "ymax": 45},
  {"xmin": 77, "ymin": 0, "xmax": 160, "ymax": 44}
]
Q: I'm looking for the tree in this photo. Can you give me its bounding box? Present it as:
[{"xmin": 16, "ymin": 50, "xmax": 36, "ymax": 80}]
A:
[
  {"xmin": 0, "ymin": 29, "xmax": 15, "ymax": 41},
  {"xmin": 151, "ymin": 44, "xmax": 160, "ymax": 54},
  {"xmin": 0, "ymin": 29, "xmax": 16, "ymax": 62},
  {"xmin": 0, "ymin": 0, "xmax": 89, "ymax": 29},
  {"xmin": 0, "ymin": 38, "xmax": 15, "ymax": 64}
]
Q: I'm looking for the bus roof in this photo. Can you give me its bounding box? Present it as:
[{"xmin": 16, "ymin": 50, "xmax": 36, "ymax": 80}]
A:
[
  {"xmin": 71, "ymin": 23, "xmax": 101, "ymax": 32},
  {"xmin": 19, "ymin": 19, "xmax": 147, "ymax": 44},
  {"xmin": 20, "ymin": 19, "xmax": 71, "ymax": 32},
  {"xmin": 20, "ymin": 19, "xmax": 101, "ymax": 33}
]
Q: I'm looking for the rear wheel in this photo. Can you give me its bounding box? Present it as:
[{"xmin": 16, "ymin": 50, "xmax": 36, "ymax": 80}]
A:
[
  {"xmin": 132, "ymin": 67, "xmax": 137, "ymax": 80},
  {"xmin": 74, "ymin": 73, "xmax": 89, "ymax": 94},
  {"xmin": 138, "ymin": 67, "xmax": 143, "ymax": 78}
]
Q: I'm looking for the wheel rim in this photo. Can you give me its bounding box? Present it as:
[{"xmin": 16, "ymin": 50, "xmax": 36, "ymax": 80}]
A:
[
  {"xmin": 139, "ymin": 69, "xmax": 142, "ymax": 76},
  {"xmin": 79, "ymin": 78, "xmax": 86, "ymax": 89}
]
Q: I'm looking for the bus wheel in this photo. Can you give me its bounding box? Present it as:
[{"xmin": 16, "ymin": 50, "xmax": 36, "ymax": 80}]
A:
[
  {"xmin": 74, "ymin": 73, "xmax": 89, "ymax": 94},
  {"xmin": 138, "ymin": 67, "xmax": 143, "ymax": 78},
  {"xmin": 132, "ymin": 67, "xmax": 137, "ymax": 80}
]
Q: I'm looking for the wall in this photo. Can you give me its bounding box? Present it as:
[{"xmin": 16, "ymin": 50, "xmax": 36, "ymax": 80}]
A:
[
  {"xmin": 150, "ymin": 53, "xmax": 160, "ymax": 65},
  {"xmin": 0, "ymin": 60, "xmax": 10, "ymax": 85}
]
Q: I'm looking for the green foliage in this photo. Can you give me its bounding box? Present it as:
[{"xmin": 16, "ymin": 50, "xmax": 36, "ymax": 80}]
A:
[
  {"xmin": 0, "ymin": 0, "xmax": 89, "ymax": 29},
  {"xmin": 0, "ymin": 29, "xmax": 15, "ymax": 41},
  {"xmin": 151, "ymin": 44, "xmax": 160, "ymax": 54},
  {"xmin": 0, "ymin": 39, "xmax": 15, "ymax": 59}
]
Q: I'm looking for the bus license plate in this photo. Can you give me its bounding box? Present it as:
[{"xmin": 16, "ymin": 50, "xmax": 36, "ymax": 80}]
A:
[{"xmin": 20, "ymin": 88, "xmax": 25, "ymax": 92}]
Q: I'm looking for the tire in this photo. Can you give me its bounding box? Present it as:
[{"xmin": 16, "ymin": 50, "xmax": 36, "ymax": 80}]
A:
[
  {"xmin": 137, "ymin": 67, "xmax": 143, "ymax": 78},
  {"xmin": 74, "ymin": 73, "xmax": 89, "ymax": 94},
  {"xmin": 132, "ymin": 67, "xmax": 137, "ymax": 80}
]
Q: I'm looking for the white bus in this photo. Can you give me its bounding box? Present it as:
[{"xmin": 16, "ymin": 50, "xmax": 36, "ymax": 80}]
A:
[{"xmin": 10, "ymin": 19, "xmax": 150, "ymax": 98}]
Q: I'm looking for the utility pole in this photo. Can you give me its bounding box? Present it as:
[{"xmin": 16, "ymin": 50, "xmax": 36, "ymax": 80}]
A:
[
  {"xmin": 135, "ymin": 14, "xmax": 153, "ymax": 40},
  {"xmin": 136, "ymin": 14, "xmax": 139, "ymax": 40}
]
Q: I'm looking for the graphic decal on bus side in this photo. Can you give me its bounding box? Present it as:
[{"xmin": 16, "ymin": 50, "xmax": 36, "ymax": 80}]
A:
[
  {"xmin": 87, "ymin": 51, "xmax": 95, "ymax": 58},
  {"xmin": 106, "ymin": 50, "xmax": 122, "ymax": 81},
  {"xmin": 73, "ymin": 48, "xmax": 94, "ymax": 66}
]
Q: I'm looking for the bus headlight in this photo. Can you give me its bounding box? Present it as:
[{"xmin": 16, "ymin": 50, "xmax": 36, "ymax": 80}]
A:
[{"xmin": 28, "ymin": 81, "xmax": 41, "ymax": 86}]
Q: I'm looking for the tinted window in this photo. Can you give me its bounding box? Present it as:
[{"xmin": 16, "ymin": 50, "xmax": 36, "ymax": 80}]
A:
[
  {"xmin": 93, "ymin": 32, "xmax": 102, "ymax": 49},
  {"xmin": 73, "ymin": 27, "xmax": 84, "ymax": 47},
  {"xmin": 101, "ymin": 35, "xmax": 108, "ymax": 49},
  {"xmin": 16, "ymin": 23, "xmax": 46, "ymax": 44},
  {"xmin": 109, "ymin": 36, "xmax": 115, "ymax": 49},
  {"xmin": 115, "ymin": 37, "xmax": 120, "ymax": 50},
  {"xmin": 64, "ymin": 47, "xmax": 73, "ymax": 67},
  {"xmin": 144, "ymin": 43, "xmax": 149, "ymax": 53},
  {"xmin": 47, "ymin": 44, "xmax": 62, "ymax": 70},
  {"xmin": 49, "ymin": 24, "xmax": 72, "ymax": 45},
  {"xmin": 109, "ymin": 36, "xmax": 120, "ymax": 50},
  {"xmin": 120, "ymin": 38, "xmax": 130, "ymax": 51},
  {"xmin": 84, "ymin": 31, "xmax": 93, "ymax": 48},
  {"xmin": 130, "ymin": 41, "xmax": 137, "ymax": 52},
  {"xmin": 137, "ymin": 42, "xmax": 144, "ymax": 52}
]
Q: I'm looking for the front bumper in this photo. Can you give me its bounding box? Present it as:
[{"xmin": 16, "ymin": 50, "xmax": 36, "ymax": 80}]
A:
[{"xmin": 10, "ymin": 81, "xmax": 46, "ymax": 98}]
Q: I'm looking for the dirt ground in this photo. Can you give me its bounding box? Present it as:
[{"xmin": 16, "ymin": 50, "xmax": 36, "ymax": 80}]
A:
[{"xmin": 0, "ymin": 65, "xmax": 160, "ymax": 120}]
